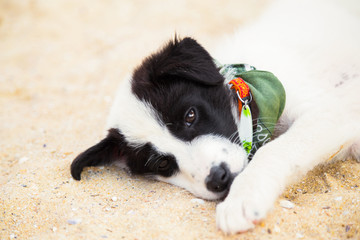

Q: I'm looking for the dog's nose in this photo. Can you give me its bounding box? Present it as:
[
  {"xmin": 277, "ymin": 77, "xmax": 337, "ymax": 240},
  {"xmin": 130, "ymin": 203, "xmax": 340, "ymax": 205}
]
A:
[{"xmin": 205, "ymin": 163, "xmax": 231, "ymax": 193}]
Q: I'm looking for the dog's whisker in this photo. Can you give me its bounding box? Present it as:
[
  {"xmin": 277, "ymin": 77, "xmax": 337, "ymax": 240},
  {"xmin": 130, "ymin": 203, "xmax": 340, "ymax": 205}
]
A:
[
  {"xmin": 252, "ymin": 122, "xmax": 278, "ymax": 128},
  {"xmin": 145, "ymin": 154, "xmax": 156, "ymax": 167},
  {"xmin": 152, "ymin": 156, "xmax": 162, "ymax": 165},
  {"xmin": 228, "ymin": 131, "xmax": 236, "ymax": 142},
  {"xmin": 229, "ymin": 131, "xmax": 239, "ymax": 143},
  {"xmin": 230, "ymin": 133, "xmax": 241, "ymax": 145},
  {"xmin": 251, "ymin": 140, "xmax": 268, "ymax": 144},
  {"xmin": 145, "ymin": 154, "xmax": 165, "ymax": 168},
  {"xmin": 134, "ymin": 147, "xmax": 143, "ymax": 155},
  {"xmin": 234, "ymin": 136, "xmax": 241, "ymax": 145}
]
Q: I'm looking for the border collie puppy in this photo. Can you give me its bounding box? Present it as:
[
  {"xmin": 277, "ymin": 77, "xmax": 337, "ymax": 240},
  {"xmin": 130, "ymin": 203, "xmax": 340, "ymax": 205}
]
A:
[
  {"xmin": 71, "ymin": 0, "xmax": 360, "ymax": 234},
  {"xmin": 72, "ymin": 37, "xmax": 252, "ymax": 200}
]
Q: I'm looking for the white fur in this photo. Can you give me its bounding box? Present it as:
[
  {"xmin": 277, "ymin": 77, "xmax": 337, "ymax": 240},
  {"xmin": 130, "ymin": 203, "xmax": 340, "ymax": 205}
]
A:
[
  {"xmin": 107, "ymin": 76, "xmax": 247, "ymax": 200},
  {"xmin": 215, "ymin": 0, "xmax": 360, "ymax": 234}
]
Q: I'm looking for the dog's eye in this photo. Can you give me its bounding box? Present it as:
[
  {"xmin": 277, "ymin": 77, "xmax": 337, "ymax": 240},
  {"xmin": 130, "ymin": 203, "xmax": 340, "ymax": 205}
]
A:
[
  {"xmin": 185, "ymin": 108, "xmax": 196, "ymax": 127},
  {"xmin": 151, "ymin": 155, "xmax": 178, "ymax": 177},
  {"xmin": 158, "ymin": 159, "xmax": 169, "ymax": 170}
]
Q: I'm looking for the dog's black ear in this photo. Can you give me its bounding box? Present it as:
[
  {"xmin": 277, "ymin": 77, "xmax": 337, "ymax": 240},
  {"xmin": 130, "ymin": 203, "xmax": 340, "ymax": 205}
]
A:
[
  {"xmin": 70, "ymin": 128, "xmax": 126, "ymax": 180},
  {"xmin": 133, "ymin": 37, "xmax": 224, "ymax": 88}
]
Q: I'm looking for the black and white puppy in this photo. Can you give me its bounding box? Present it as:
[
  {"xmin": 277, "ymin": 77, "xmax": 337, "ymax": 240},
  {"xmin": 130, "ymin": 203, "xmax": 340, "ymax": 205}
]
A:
[
  {"xmin": 71, "ymin": 0, "xmax": 360, "ymax": 234},
  {"xmin": 72, "ymin": 37, "xmax": 251, "ymax": 199}
]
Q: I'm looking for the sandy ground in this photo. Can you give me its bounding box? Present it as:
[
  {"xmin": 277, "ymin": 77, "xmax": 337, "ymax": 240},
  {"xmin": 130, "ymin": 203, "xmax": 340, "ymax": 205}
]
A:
[{"xmin": 1, "ymin": 0, "xmax": 360, "ymax": 239}]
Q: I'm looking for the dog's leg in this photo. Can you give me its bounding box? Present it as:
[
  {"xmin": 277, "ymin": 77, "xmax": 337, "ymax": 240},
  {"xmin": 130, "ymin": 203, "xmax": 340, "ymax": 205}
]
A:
[{"xmin": 216, "ymin": 111, "xmax": 359, "ymax": 234}]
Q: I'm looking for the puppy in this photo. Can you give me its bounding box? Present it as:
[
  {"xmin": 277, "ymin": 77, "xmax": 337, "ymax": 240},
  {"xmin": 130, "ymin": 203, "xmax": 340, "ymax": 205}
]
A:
[{"xmin": 71, "ymin": 0, "xmax": 360, "ymax": 234}]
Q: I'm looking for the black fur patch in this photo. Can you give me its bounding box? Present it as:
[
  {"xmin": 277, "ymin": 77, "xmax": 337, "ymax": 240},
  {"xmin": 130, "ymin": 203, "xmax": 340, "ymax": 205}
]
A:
[
  {"xmin": 71, "ymin": 128, "xmax": 179, "ymax": 180},
  {"xmin": 131, "ymin": 37, "xmax": 238, "ymax": 141}
]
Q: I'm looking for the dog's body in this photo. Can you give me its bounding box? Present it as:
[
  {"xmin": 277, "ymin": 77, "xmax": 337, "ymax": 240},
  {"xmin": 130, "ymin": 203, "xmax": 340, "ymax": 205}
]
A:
[{"xmin": 71, "ymin": 0, "xmax": 360, "ymax": 234}]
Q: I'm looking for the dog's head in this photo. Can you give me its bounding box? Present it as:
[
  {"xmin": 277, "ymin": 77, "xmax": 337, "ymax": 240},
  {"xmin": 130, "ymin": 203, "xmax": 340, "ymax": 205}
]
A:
[{"xmin": 71, "ymin": 37, "xmax": 253, "ymax": 200}]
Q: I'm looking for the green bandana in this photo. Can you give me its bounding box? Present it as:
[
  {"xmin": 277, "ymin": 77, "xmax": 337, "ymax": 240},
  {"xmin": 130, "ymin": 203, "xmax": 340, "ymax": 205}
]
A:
[{"xmin": 217, "ymin": 62, "xmax": 286, "ymax": 158}]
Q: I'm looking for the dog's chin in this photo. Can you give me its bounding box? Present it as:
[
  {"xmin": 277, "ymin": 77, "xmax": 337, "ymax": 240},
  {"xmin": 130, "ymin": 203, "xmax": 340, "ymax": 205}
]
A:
[
  {"xmin": 189, "ymin": 185, "xmax": 232, "ymax": 201},
  {"xmin": 210, "ymin": 189, "xmax": 230, "ymax": 201},
  {"xmin": 188, "ymin": 189, "xmax": 228, "ymax": 201},
  {"xmin": 157, "ymin": 172, "xmax": 238, "ymax": 201}
]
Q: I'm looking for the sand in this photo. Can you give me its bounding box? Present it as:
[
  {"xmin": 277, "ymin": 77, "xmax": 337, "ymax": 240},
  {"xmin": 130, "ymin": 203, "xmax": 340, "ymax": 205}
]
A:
[{"xmin": 1, "ymin": 0, "xmax": 359, "ymax": 239}]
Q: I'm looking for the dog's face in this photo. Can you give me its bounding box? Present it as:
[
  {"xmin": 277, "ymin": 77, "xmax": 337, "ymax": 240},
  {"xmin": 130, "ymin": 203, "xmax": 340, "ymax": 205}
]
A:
[{"xmin": 71, "ymin": 38, "xmax": 249, "ymax": 200}]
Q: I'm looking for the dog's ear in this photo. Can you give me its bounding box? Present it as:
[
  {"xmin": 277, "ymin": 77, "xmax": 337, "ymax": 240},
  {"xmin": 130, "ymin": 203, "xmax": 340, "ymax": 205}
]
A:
[
  {"xmin": 70, "ymin": 128, "xmax": 126, "ymax": 180},
  {"xmin": 133, "ymin": 37, "xmax": 224, "ymax": 87}
]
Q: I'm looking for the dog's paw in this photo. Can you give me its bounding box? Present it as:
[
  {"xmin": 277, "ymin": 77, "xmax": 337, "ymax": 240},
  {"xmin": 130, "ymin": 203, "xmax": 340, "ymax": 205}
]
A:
[
  {"xmin": 216, "ymin": 173, "xmax": 278, "ymax": 234},
  {"xmin": 216, "ymin": 198, "xmax": 254, "ymax": 234},
  {"xmin": 216, "ymin": 195, "xmax": 269, "ymax": 234}
]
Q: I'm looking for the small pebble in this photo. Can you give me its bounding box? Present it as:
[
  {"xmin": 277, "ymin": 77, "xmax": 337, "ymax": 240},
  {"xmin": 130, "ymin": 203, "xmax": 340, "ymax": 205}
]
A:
[
  {"xmin": 274, "ymin": 225, "xmax": 281, "ymax": 233},
  {"xmin": 127, "ymin": 210, "xmax": 135, "ymax": 215},
  {"xmin": 19, "ymin": 157, "xmax": 29, "ymax": 164},
  {"xmin": 52, "ymin": 227, "xmax": 57, "ymax": 232},
  {"xmin": 296, "ymin": 233, "xmax": 304, "ymax": 238},
  {"xmin": 10, "ymin": 233, "xmax": 16, "ymax": 239},
  {"xmin": 190, "ymin": 198, "xmax": 205, "ymax": 205},
  {"xmin": 280, "ymin": 200, "xmax": 295, "ymax": 209},
  {"xmin": 105, "ymin": 207, "xmax": 111, "ymax": 211},
  {"xmin": 334, "ymin": 196, "xmax": 343, "ymax": 201},
  {"xmin": 111, "ymin": 196, "xmax": 118, "ymax": 202},
  {"xmin": 67, "ymin": 219, "xmax": 82, "ymax": 225}
]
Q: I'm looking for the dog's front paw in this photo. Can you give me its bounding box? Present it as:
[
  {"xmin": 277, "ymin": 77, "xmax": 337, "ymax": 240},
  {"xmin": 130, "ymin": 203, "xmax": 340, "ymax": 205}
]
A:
[
  {"xmin": 216, "ymin": 197, "xmax": 255, "ymax": 234},
  {"xmin": 216, "ymin": 173, "xmax": 278, "ymax": 234}
]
